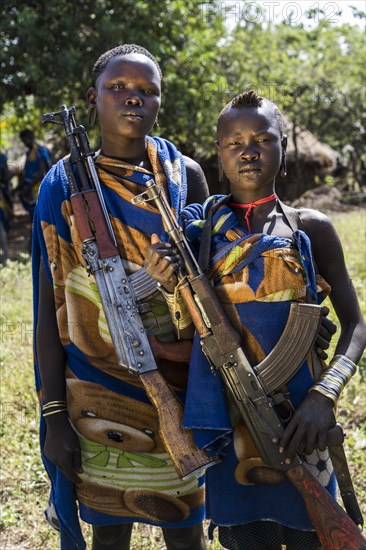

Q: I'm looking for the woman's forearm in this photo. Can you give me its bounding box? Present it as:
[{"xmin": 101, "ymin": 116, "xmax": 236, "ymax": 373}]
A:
[{"xmin": 36, "ymin": 264, "xmax": 67, "ymax": 402}]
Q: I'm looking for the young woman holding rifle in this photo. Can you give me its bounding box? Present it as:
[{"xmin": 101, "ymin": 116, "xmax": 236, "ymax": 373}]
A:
[
  {"xmin": 33, "ymin": 44, "xmax": 210, "ymax": 550},
  {"xmin": 145, "ymin": 90, "xmax": 366, "ymax": 550}
]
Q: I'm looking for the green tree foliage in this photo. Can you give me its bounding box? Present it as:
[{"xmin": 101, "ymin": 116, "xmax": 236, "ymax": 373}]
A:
[
  {"xmin": 1, "ymin": 1, "xmax": 365, "ymax": 164},
  {"xmin": 0, "ymin": 0, "xmax": 226, "ymax": 155}
]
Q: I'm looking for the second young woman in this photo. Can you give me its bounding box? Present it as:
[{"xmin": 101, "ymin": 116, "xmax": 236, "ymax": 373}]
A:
[{"xmin": 145, "ymin": 90, "xmax": 365, "ymax": 550}]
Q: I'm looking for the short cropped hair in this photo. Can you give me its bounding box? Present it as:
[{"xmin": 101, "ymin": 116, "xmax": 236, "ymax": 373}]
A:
[
  {"xmin": 218, "ymin": 90, "xmax": 284, "ymax": 135},
  {"xmin": 92, "ymin": 44, "xmax": 162, "ymax": 85}
]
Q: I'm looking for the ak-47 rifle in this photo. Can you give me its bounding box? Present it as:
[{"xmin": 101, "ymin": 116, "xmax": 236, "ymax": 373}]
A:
[
  {"xmin": 132, "ymin": 180, "xmax": 366, "ymax": 550},
  {"xmin": 41, "ymin": 104, "xmax": 216, "ymax": 480}
]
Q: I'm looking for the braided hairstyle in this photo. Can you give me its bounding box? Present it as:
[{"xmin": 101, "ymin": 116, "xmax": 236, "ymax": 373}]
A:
[
  {"xmin": 218, "ymin": 90, "xmax": 284, "ymax": 136},
  {"xmin": 92, "ymin": 44, "xmax": 162, "ymax": 85}
]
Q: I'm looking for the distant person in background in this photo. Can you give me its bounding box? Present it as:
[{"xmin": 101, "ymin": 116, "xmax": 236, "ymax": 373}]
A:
[
  {"xmin": 0, "ymin": 152, "xmax": 13, "ymax": 264},
  {"xmin": 13, "ymin": 130, "xmax": 52, "ymax": 253},
  {"xmin": 332, "ymin": 157, "xmax": 347, "ymax": 179},
  {"xmin": 16, "ymin": 129, "xmax": 52, "ymax": 222}
]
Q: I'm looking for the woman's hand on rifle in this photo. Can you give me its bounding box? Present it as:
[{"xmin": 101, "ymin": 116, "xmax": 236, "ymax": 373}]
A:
[
  {"xmin": 145, "ymin": 234, "xmax": 181, "ymax": 293},
  {"xmin": 278, "ymin": 391, "xmax": 335, "ymax": 462}
]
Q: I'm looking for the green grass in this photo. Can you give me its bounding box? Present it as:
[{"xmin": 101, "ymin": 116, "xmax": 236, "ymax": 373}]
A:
[
  {"xmin": 0, "ymin": 210, "xmax": 365, "ymax": 549},
  {"xmin": 322, "ymin": 211, "xmax": 366, "ymax": 522}
]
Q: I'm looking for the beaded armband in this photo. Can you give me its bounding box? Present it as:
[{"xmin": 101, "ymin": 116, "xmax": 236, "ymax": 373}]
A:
[
  {"xmin": 309, "ymin": 354, "xmax": 357, "ymax": 404},
  {"xmin": 157, "ymin": 283, "xmax": 193, "ymax": 338}
]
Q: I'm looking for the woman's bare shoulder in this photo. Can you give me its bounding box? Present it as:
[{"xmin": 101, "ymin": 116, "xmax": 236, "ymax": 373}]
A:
[
  {"xmin": 296, "ymin": 207, "xmax": 335, "ymax": 236},
  {"xmin": 183, "ymin": 155, "xmax": 209, "ymax": 205}
]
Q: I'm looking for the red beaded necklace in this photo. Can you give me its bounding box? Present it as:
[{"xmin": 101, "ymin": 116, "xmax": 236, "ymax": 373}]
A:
[{"xmin": 228, "ymin": 193, "xmax": 277, "ymax": 232}]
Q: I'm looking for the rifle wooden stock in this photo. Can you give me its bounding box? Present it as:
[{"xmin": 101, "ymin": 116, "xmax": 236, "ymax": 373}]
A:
[
  {"xmin": 286, "ymin": 465, "xmax": 366, "ymax": 549},
  {"xmin": 141, "ymin": 369, "xmax": 216, "ymax": 479}
]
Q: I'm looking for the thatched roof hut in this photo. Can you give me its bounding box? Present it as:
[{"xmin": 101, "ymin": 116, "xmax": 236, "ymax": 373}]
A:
[
  {"xmin": 201, "ymin": 116, "xmax": 341, "ymax": 201},
  {"xmin": 276, "ymin": 115, "xmax": 340, "ymax": 200}
]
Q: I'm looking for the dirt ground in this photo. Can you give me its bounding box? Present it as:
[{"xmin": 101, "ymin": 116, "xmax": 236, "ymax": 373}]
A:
[{"xmin": 290, "ymin": 185, "xmax": 366, "ymax": 213}]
